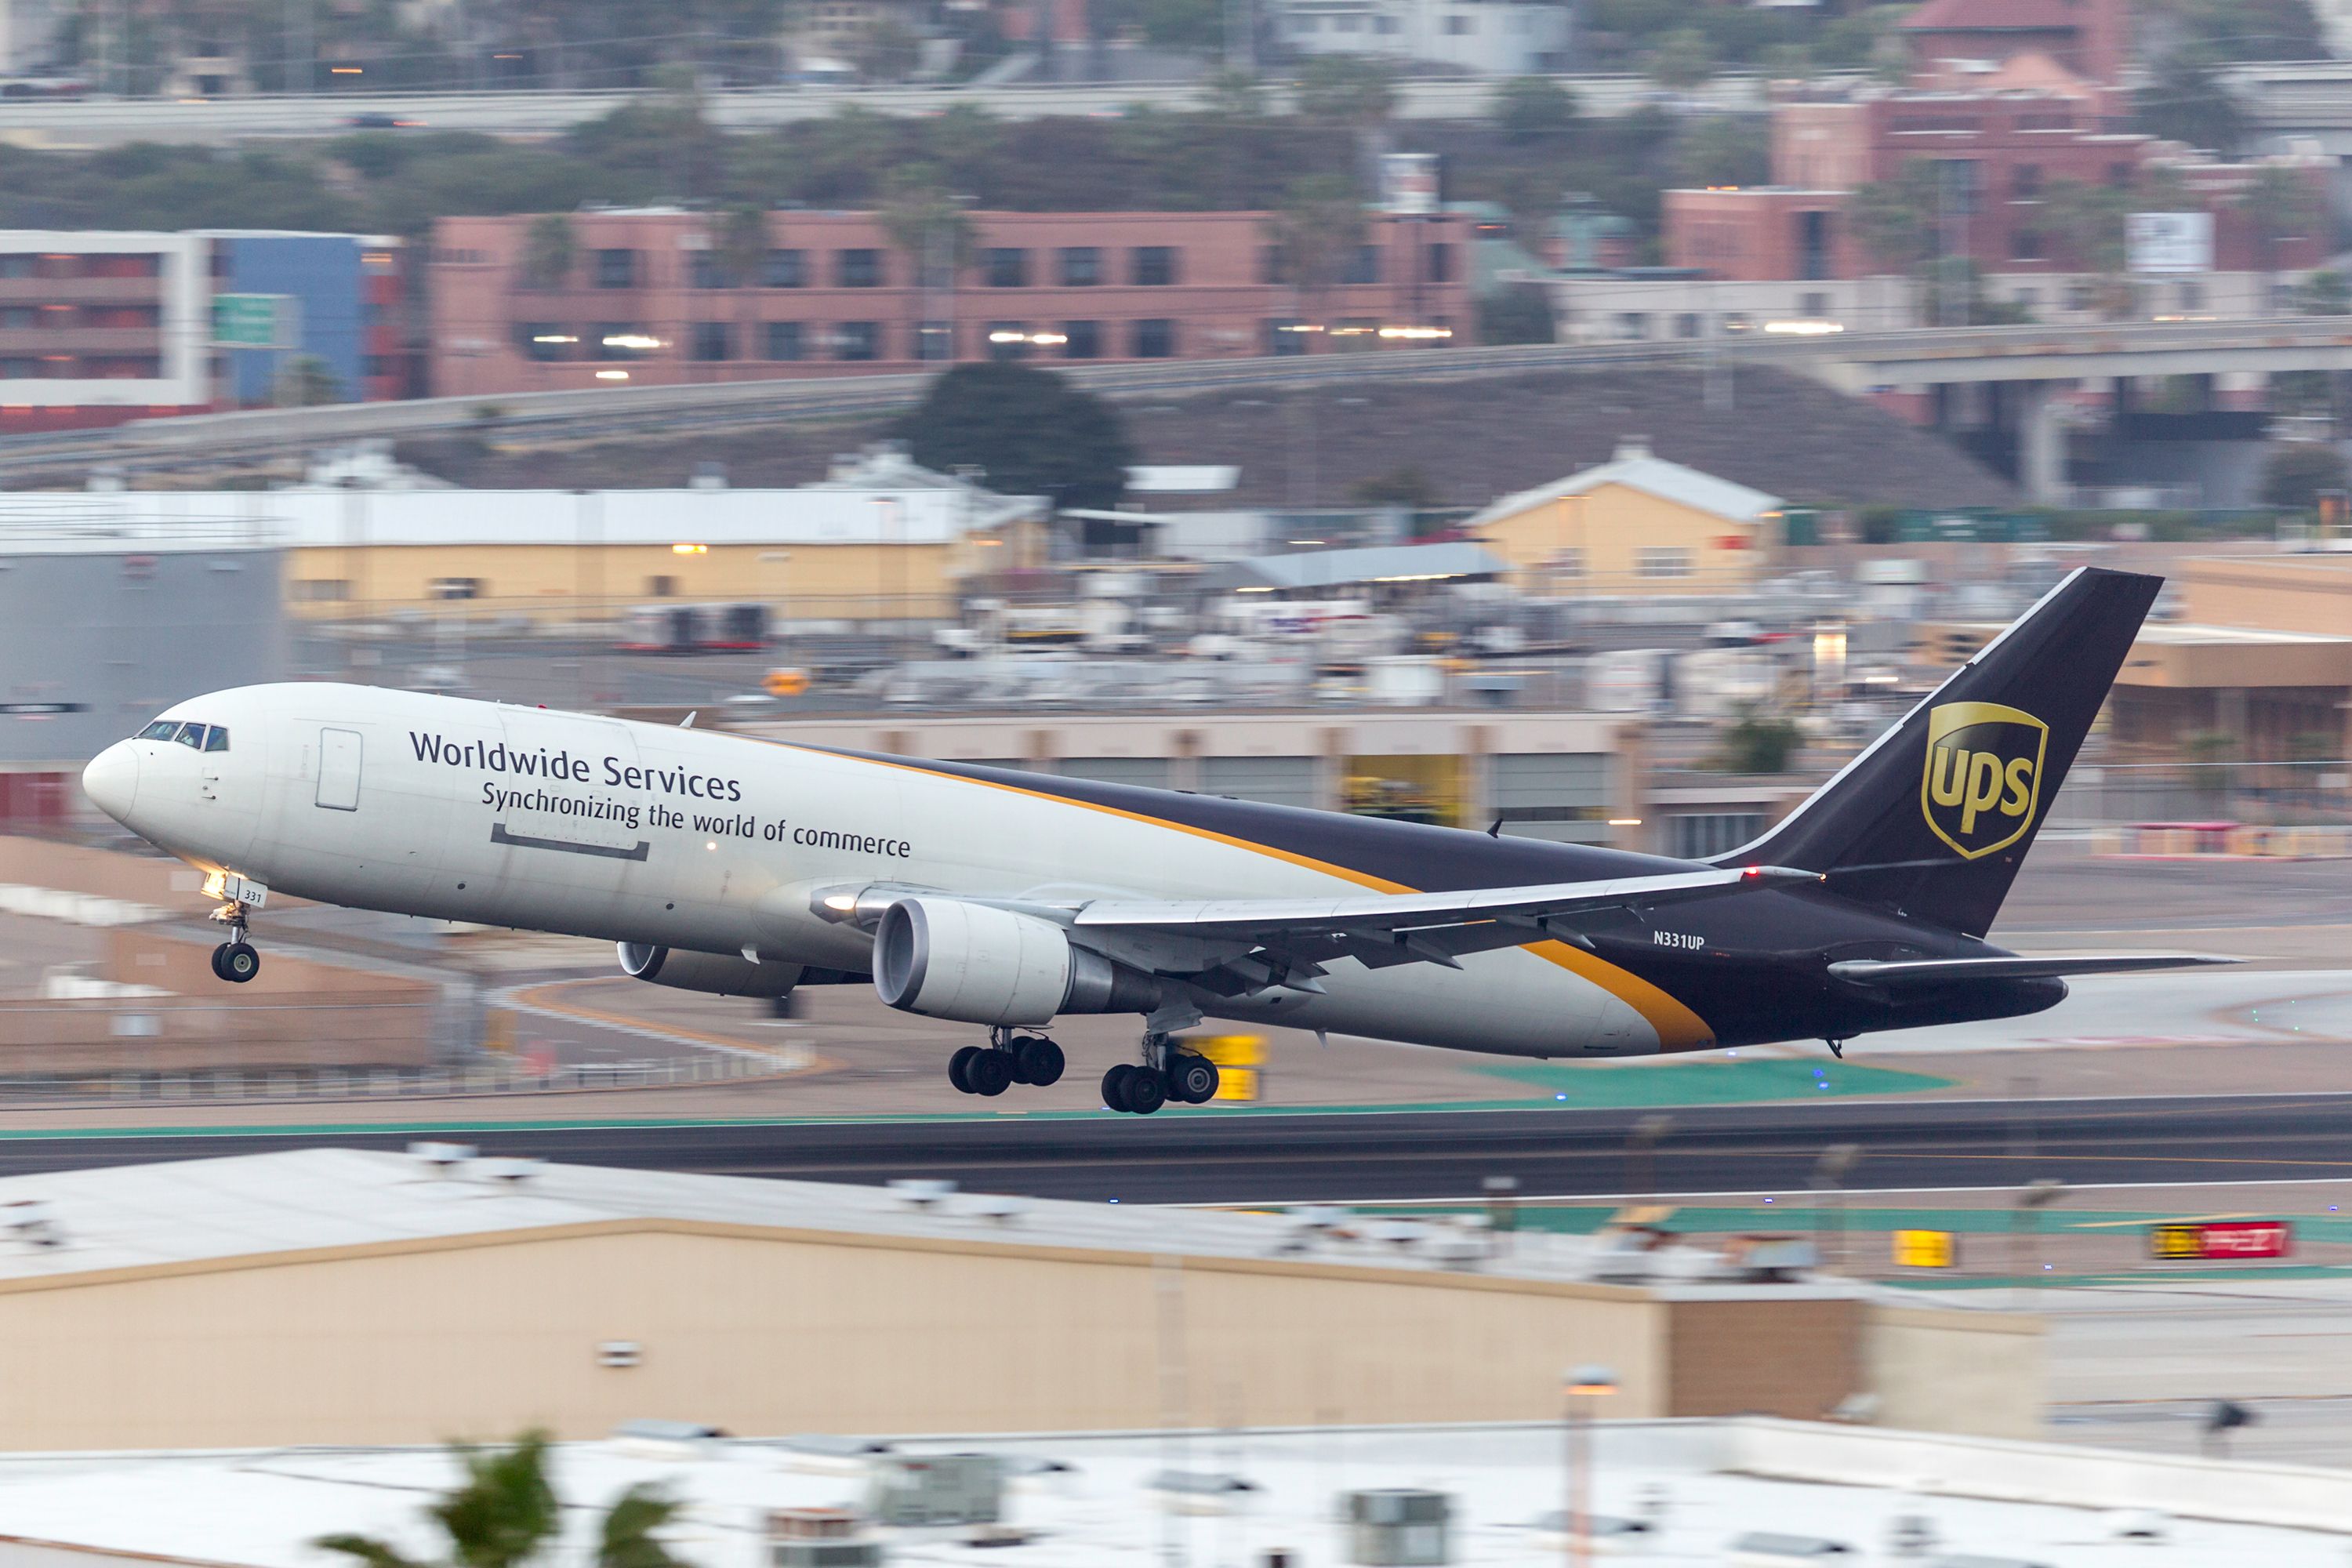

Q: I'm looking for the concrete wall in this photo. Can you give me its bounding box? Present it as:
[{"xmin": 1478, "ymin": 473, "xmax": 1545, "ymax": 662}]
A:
[
  {"xmin": 1862, "ymin": 1301, "xmax": 2045, "ymax": 1441},
  {"xmin": 0, "ymin": 1219, "xmax": 2003, "ymax": 1451}
]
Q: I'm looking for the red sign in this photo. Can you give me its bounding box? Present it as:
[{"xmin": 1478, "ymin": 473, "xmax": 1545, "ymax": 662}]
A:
[
  {"xmin": 2200, "ymin": 1221, "xmax": 2293, "ymax": 1259},
  {"xmin": 2157, "ymin": 1221, "xmax": 2294, "ymax": 1260}
]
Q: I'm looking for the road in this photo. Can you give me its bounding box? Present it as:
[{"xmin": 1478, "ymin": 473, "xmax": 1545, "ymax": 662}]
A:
[
  {"xmin": 0, "ymin": 74, "xmax": 1773, "ymax": 146},
  {"xmin": 0, "ymin": 1093, "xmax": 2348, "ymax": 1203},
  {"xmin": 12, "ymin": 318, "xmax": 2352, "ymax": 481}
]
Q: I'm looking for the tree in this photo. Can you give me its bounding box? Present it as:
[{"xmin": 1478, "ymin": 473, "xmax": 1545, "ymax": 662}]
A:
[
  {"xmin": 1203, "ymin": 71, "xmax": 1268, "ymax": 122},
  {"xmin": 1492, "ymin": 76, "xmax": 1578, "ymax": 143},
  {"xmin": 1647, "ymin": 27, "xmax": 1713, "ymax": 90},
  {"xmin": 274, "ymin": 354, "xmax": 343, "ymax": 407},
  {"xmin": 713, "ymin": 201, "xmax": 770, "ymax": 367},
  {"xmin": 1348, "ymin": 465, "xmax": 1437, "ymax": 510},
  {"xmin": 1675, "ymin": 116, "xmax": 1767, "ymax": 189},
  {"xmin": 2303, "ymin": 269, "xmax": 2351, "ymax": 315},
  {"xmin": 2259, "ymin": 441, "xmax": 2348, "ymax": 511},
  {"xmin": 2242, "ymin": 164, "xmax": 2325, "ymax": 300},
  {"xmin": 1715, "ymin": 710, "xmax": 1802, "ymax": 775},
  {"xmin": 897, "ymin": 362, "xmax": 1135, "ymax": 510},
  {"xmin": 1264, "ymin": 173, "xmax": 1367, "ymax": 336},
  {"xmin": 2136, "ymin": 51, "xmax": 2247, "ymax": 154},
  {"xmin": 317, "ymin": 1432, "xmax": 686, "ymax": 1568},
  {"xmin": 521, "ymin": 212, "xmax": 577, "ymax": 289},
  {"xmin": 1476, "ymin": 282, "xmax": 1555, "ymax": 345},
  {"xmin": 1849, "ymin": 160, "xmax": 1939, "ymax": 276},
  {"xmin": 1294, "ymin": 54, "xmax": 1397, "ymax": 129}
]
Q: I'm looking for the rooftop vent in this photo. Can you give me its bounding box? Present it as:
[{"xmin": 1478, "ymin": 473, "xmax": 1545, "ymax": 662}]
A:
[
  {"xmin": 888, "ymin": 1178, "xmax": 957, "ymax": 1211},
  {"xmin": 2, "ymin": 1200, "xmax": 63, "ymax": 1249},
  {"xmin": 407, "ymin": 1141, "xmax": 477, "ymax": 1172}
]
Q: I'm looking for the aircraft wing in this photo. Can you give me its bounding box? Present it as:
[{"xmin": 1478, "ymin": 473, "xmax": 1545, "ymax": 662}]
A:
[
  {"xmin": 1070, "ymin": 865, "xmax": 1817, "ymax": 975},
  {"xmin": 1828, "ymin": 953, "xmax": 2238, "ymax": 988}
]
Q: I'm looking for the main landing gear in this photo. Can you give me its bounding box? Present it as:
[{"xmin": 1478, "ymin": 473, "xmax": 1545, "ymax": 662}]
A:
[
  {"xmin": 1101, "ymin": 1032, "xmax": 1220, "ymax": 1116},
  {"xmin": 209, "ymin": 900, "xmax": 261, "ymax": 985},
  {"xmin": 947, "ymin": 1029, "xmax": 1067, "ymax": 1098}
]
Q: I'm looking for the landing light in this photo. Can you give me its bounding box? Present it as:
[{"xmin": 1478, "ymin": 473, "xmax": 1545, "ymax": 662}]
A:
[{"xmin": 822, "ymin": 894, "xmax": 858, "ymax": 912}]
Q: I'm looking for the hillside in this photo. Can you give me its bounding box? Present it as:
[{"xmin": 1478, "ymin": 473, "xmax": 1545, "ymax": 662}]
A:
[{"xmin": 397, "ymin": 365, "xmax": 2016, "ymax": 511}]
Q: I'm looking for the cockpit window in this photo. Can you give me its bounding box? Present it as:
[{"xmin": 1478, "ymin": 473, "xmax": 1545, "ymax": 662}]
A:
[
  {"xmin": 139, "ymin": 720, "xmax": 177, "ymax": 741},
  {"xmin": 173, "ymin": 722, "xmax": 204, "ymax": 750},
  {"xmin": 204, "ymin": 726, "xmax": 229, "ymax": 753}
]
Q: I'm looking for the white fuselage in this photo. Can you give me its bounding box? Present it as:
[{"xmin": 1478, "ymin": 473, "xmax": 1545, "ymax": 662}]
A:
[{"xmin": 83, "ymin": 684, "xmax": 1705, "ymax": 1058}]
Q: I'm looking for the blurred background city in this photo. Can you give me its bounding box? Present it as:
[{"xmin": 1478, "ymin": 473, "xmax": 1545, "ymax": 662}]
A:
[{"xmin": 3, "ymin": 0, "xmax": 2352, "ymax": 1562}]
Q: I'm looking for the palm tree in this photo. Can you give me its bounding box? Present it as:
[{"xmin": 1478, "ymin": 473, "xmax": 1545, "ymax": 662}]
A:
[
  {"xmin": 521, "ymin": 212, "xmax": 577, "ymax": 291},
  {"xmin": 317, "ymin": 1431, "xmax": 684, "ymax": 1568},
  {"xmin": 879, "ymin": 165, "xmax": 975, "ymax": 363},
  {"xmin": 1263, "ymin": 174, "xmax": 1367, "ymax": 348},
  {"xmin": 715, "ymin": 201, "xmax": 771, "ymax": 372},
  {"xmin": 2243, "ymin": 165, "xmax": 2325, "ymax": 313}
]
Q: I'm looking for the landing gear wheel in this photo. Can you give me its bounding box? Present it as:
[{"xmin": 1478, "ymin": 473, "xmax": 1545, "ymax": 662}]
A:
[
  {"xmin": 1014, "ymin": 1036, "xmax": 1065, "ymax": 1087},
  {"xmin": 966, "ymin": 1047, "xmax": 1014, "ymax": 1098},
  {"xmin": 1168, "ymin": 1053, "xmax": 1220, "ymax": 1105},
  {"xmin": 948, "ymin": 1044, "xmax": 982, "ymax": 1094},
  {"xmin": 1123, "ymin": 1067, "xmax": 1167, "ymax": 1116},
  {"xmin": 209, "ymin": 943, "xmax": 230, "ymax": 982},
  {"xmin": 1102, "ymin": 1063, "xmax": 1138, "ymax": 1112},
  {"xmin": 216, "ymin": 941, "xmax": 260, "ymax": 984}
]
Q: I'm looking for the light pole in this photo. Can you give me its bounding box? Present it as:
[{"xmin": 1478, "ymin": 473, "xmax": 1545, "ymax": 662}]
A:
[
  {"xmin": 760, "ymin": 550, "xmax": 791, "ymax": 659},
  {"xmin": 1813, "ymin": 1142, "xmax": 1862, "ymax": 1275},
  {"xmin": 1562, "ymin": 1364, "xmax": 1617, "ymax": 1566}
]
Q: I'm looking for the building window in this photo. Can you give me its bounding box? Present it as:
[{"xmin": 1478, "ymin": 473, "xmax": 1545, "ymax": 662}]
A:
[
  {"xmin": 293, "ymin": 579, "xmax": 350, "ymax": 602},
  {"xmin": 1268, "ymin": 318, "xmax": 1307, "ymax": 355},
  {"xmin": 764, "ymin": 321, "xmax": 804, "ymax": 361},
  {"xmin": 689, "ymin": 251, "xmax": 728, "ymax": 289},
  {"xmin": 1444, "ymin": 14, "xmax": 1472, "ymax": 32},
  {"xmin": 836, "ymin": 249, "xmax": 883, "ymax": 288},
  {"xmin": 984, "ymin": 248, "xmax": 1030, "ymax": 288},
  {"xmin": 1259, "ymin": 243, "xmax": 1290, "ymax": 285},
  {"xmin": 0, "ymin": 307, "xmax": 33, "ymax": 328},
  {"xmin": 1292, "ymin": 13, "xmax": 1315, "ymax": 31},
  {"xmin": 691, "ymin": 321, "xmax": 732, "ymax": 361},
  {"xmin": 1133, "ymin": 318, "xmax": 1175, "ymax": 358},
  {"xmin": 593, "ymin": 249, "xmax": 640, "ymax": 289},
  {"xmin": 1342, "ymin": 244, "xmax": 1380, "ymax": 285},
  {"xmin": 0, "ymin": 358, "xmax": 32, "ymax": 378},
  {"xmin": 1062, "ymin": 320, "xmax": 1100, "ymax": 358},
  {"xmin": 0, "ymin": 256, "xmax": 31, "ymax": 279},
  {"xmin": 2009, "ymin": 227, "xmax": 2045, "ymax": 261},
  {"xmin": 1335, "ymin": 13, "xmax": 1362, "ymax": 29},
  {"xmin": 915, "ymin": 321, "xmax": 954, "ymax": 361},
  {"xmin": 834, "ymin": 321, "xmax": 880, "ymax": 360},
  {"xmin": 1131, "ymin": 246, "xmax": 1178, "ymax": 285},
  {"xmin": 764, "ymin": 249, "xmax": 807, "ymax": 288},
  {"xmin": 1637, "ymin": 546, "xmax": 1693, "ymax": 579},
  {"xmin": 430, "ymin": 578, "xmax": 485, "ymax": 600},
  {"xmin": 517, "ymin": 323, "xmax": 575, "ymax": 361},
  {"xmin": 1800, "ymin": 292, "xmax": 1829, "ymax": 317},
  {"xmin": 985, "ymin": 321, "xmax": 1030, "ymax": 360},
  {"xmin": 1427, "ymin": 242, "xmax": 1454, "ymax": 283},
  {"xmin": 1059, "ymin": 246, "xmax": 1102, "ymax": 286},
  {"xmin": 1616, "ymin": 312, "xmax": 1650, "ymax": 339},
  {"xmin": 1550, "ymin": 546, "xmax": 1585, "ymax": 579},
  {"xmin": 2013, "ymin": 165, "xmax": 2042, "ymax": 201},
  {"xmin": 2179, "ymin": 280, "xmax": 2205, "ymax": 310},
  {"xmin": 647, "ymin": 575, "xmax": 677, "ymax": 597},
  {"xmin": 1375, "ymin": 13, "xmax": 1398, "ymax": 31},
  {"xmin": 1673, "ymin": 313, "xmax": 1700, "ymax": 339}
]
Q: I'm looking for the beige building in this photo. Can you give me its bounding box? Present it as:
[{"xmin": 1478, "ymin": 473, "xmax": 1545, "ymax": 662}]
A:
[
  {"xmin": 1462, "ymin": 438, "xmax": 1784, "ymax": 597},
  {"xmin": 0, "ymin": 1147, "xmax": 2038, "ymax": 1451}
]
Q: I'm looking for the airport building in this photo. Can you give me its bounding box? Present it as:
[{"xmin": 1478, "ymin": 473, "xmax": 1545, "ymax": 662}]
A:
[
  {"xmin": 426, "ymin": 207, "xmax": 1474, "ymax": 395},
  {"xmin": 0, "ymin": 1145, "xmax": 2034, "ymax": 1451},
  {"xmin": 199, "ymin": 229, "xmax": 416, "ymax": 406},
  {"xmin": 1461, "ymin": 438, "xmax": 1784, "ymax": 597},
  {"xmin": 0, "ymin": 494, "xmax": 288, "ymax": 827},
  {"xmin": 0, "ymin": 447, "xmax": 1049, "ymax": 631}
]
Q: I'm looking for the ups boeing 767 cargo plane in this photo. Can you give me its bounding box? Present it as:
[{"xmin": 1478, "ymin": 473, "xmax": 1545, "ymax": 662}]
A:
[{"xmin": 82, "ymin": 566, "xmax": 2223, "ymax": 1113}]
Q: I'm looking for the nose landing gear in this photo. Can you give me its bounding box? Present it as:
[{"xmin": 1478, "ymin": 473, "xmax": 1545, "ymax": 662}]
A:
[
  {"xmin": 946, "ymin": 1029, "xmax": 1066, "ymax": 1097},
  {"xmin": 209, "ymin": 900, "xmax": 261, "ymax": 985}
]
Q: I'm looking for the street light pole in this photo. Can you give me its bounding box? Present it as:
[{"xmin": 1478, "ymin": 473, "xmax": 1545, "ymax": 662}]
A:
[{"xmin": 1562, "ymin": 1364, "xmax": 1617, "ymax": 1566}]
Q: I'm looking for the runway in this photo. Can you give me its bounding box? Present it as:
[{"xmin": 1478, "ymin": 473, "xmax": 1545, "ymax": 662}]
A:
[{"xmin": 2, "ymin": 1092, "xmax": 2351, "ymax": 1203}]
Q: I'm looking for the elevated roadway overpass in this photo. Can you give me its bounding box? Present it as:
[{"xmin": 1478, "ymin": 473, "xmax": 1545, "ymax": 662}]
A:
[{"xmin": 6, "ymin": 318, "xmax": 2349, "ymax": 495}]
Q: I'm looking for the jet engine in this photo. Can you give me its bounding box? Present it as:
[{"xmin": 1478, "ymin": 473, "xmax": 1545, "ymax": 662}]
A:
[
  {"xmin": 871, "ymin": 895, "xmax": 1161, "ymax": 1025},
  {"xmin": 617, "ymin": 942, "xmax": 806, "ymax": 998}
]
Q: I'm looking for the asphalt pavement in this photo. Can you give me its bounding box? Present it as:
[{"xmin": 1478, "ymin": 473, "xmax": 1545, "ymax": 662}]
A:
[{"xmin": 2, "ymin": 1092, "xmax": 2350, "ymax": 1203}]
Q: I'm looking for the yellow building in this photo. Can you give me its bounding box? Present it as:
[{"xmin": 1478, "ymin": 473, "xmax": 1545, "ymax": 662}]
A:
[{"xmin": 1462, "ymin": 437, "xmax": 1783, "ymax": 596}]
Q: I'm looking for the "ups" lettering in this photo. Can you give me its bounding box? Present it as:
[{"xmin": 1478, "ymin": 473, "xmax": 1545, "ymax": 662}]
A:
[{"xmin": 1928, "ymin": 746, "xmax": 2037, "ymax": 835}]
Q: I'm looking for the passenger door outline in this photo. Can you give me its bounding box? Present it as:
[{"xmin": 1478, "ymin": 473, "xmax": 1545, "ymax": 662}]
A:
[{"xmin": 317, "ymin": 728, "xmax": 362, "ymax": 811}]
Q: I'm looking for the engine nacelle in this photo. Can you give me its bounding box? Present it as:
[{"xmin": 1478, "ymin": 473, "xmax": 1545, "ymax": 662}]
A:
[
  {"xmin": 618, "ymin": 942, "xmax": 805, "ymax": 998},
  {"xmin": 871, "ymin": 896, "xmax": 1160, "ymax": 1025}
]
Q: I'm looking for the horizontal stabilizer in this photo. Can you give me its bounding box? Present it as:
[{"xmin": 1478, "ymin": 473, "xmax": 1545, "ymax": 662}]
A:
[{"xmin": 1828, "ymin": 953, "xmax": 2239, "ymax": 988}]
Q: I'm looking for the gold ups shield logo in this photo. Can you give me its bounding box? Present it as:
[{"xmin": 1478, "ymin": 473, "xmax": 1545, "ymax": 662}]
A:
[{"xmin": 1922, "ymin": 702, "xmax": 2049, "ymax": 859}]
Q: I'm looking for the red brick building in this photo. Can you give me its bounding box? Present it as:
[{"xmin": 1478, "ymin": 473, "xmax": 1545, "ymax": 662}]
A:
[
  {"xmin": 1665, "ymin": 91, "xmax": 2328, "ymax": 285},
  {"xmin": 428, "ymin": 209, "xmax": 1472, "ymax": 396}
]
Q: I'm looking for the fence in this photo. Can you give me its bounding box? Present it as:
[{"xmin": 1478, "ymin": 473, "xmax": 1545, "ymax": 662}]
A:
[
  {"xmin": 0, "ymin": 1045, "xmax": 804, "ymax": 1108},
  {"xmin": 2045, "ymin": 759, "xmax": 2352, "ymax": 829}
]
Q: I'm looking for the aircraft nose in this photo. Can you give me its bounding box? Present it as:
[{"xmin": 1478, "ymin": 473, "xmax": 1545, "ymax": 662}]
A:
[{"xmin": 82, "ymin": 742, "xmax": 140, "ymax": 824}]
